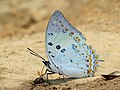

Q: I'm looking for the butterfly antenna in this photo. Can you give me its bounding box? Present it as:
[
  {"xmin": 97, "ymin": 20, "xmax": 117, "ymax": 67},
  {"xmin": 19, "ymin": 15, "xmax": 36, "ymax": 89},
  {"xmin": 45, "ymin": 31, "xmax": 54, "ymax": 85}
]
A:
[{"xmin": 27, "ymin": 48, "xmax": 46, "ymax": 62}]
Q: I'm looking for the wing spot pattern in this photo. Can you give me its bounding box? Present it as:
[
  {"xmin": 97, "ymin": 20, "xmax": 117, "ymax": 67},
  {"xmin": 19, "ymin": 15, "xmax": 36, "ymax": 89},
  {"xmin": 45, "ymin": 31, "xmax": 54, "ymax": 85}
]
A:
[
  {"xmin": 61, "ymin": 24, "xmax": 64, "ymax": 27},
  {"xmin": 70, "ymin": 59, "xmax": 73, "ymax": 63},
  {"xmin": 75, "ymin": 50, "xmax": 80, "ymax": 53},
  {"xmin": 48, "ymin": 33, "xmax": 53, "ymax": 35},
  {"xmin": 74, "ymin": 36, "xmax": 81, "ymax": 43},
  {"xmin": 69, "ymin": 32, "xmax": 74, "ymax": 36},
  {"xmin": 61, "ymin": 48, "xmax": 66, "ymax": 53},
  {"xmin": 86, "ymin": 59, "xmax": 89, "ymax": 62},
  {"xmin": 56, "ymin": 45, "xmax": 61, "ymax": 50},
  {"xmin": 48, "ymin": 33, "xmax": 50, "ymax": 35},
  {"xmin": 82, "ymin": 53, "xmax": 84, "ymax": 55},
  {"xmin": 51, "ymin": 33, "xmax": 53, "ymax": 35},
  {"xmin": 48, "ymin": 42, "xmax": 53, "ymax": 46},
  {"xmin": 86, "ymin": 64, "xmax": 89, "ymax": 67},
  {"xmin": 62, "ymin": 28, "xmax": 69, "ymax": 33},
  {"xmin": 51, "ymin": 55, "xmax": 54, "ymax": 58},
  {"xmin": 48, "ymin": 51, "xmax": 51, "ymax": 53},
  {"xmin": 59, "ymin": 21, "xmax": 62, "ymax": 23}
]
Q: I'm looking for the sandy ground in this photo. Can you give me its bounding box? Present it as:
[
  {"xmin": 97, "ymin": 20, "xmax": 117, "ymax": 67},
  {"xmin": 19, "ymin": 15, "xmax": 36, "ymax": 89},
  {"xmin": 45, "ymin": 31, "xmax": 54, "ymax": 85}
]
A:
[{"xmin": 0, "ymin": 0, "xmax": 120, "ymax": 90}]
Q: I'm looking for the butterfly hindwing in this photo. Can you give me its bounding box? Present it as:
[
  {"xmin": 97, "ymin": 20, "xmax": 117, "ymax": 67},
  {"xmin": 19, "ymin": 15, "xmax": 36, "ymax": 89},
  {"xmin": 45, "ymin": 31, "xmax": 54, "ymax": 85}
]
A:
[{"xmin": 45, "ymin": 10, "xmax": 99, "ymax": 77}]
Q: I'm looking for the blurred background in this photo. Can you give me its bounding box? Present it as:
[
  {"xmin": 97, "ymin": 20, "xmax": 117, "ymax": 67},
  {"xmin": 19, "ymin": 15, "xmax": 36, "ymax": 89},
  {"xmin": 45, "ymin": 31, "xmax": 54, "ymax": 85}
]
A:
[{"xmin": 0, "ymin": 0, "xmax": 120, "ymax": 39}]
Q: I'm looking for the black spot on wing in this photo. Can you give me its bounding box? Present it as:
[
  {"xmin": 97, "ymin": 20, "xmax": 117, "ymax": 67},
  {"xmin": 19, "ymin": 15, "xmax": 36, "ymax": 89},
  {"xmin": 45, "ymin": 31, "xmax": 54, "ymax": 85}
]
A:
[
  {"xmin": 48, "ymin": 51, "xmax": 51, "ymax": 53},
  {"xmin": 61, "ymin": 24, "xmax": 64, "ymax": 27},
  {"xmin": 48, "ymin": 33, "xmax": 53, "ymax": 35},
  {"xmin": 70, "ymin": 59, "xmax": 73, "ymax": 63},
  {"xmin": 59, "ymin": 21, "xmax": 62, "ymax": 23},
  {"xmin": 56, "ymin": 45, "xmax": 61, "ymax": 50},
  {"xmin": 51, "ymin": 55, "xmax": 54, "ymax": 58},
  {"xmin": 61, "ymin": 48, "xmax": 66, "ymax": 53},
  {"xmin": 51, "ymin": 33, "xmax": 53, "ymax": 35},
  {"xmin": 48, "ymin": 42, "xmax": 53, "ymax": 46}
]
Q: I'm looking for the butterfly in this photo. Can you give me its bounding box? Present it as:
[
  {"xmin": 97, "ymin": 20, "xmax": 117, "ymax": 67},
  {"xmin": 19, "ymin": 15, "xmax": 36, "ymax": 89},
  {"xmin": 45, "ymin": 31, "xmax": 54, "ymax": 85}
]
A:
[{"xmin": 28, "ymin": 10, "xmax": 103, "ymax": 83}]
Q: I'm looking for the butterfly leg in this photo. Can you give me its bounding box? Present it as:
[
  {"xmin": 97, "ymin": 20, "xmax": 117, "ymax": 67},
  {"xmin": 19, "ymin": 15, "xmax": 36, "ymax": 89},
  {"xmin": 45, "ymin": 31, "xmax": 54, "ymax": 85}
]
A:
[
  {"xmin": 41, "ymin": 69, "xmax": 55, "ymax": 84},
  {"xmin": 46, "ymin": 71, "xmax": 55, "ymax": 83},
  {"xmin": 41, "ymin": 69, "xmax": 54, "ymax": 77},
  {"xmin": 33, "ymin": 69, "xmax": 54, "ymax": 85},
  {"xmin": 62, "ymin": 75, "xmax": 68, "ymax": 86}
]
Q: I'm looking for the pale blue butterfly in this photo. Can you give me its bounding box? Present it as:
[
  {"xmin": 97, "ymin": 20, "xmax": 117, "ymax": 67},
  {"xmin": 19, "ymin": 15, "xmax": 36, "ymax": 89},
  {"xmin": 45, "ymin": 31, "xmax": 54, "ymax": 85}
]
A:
[{"xmin": 28, "ymin": 10, "xmax": 103, "ymax": 83}]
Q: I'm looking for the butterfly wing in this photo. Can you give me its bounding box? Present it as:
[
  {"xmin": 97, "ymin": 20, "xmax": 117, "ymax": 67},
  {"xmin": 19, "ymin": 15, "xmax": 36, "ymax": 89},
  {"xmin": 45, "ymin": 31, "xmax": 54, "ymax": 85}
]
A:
[{"xmin": 45, "ymin": 10, "xmax": 99, "ymax": 78}]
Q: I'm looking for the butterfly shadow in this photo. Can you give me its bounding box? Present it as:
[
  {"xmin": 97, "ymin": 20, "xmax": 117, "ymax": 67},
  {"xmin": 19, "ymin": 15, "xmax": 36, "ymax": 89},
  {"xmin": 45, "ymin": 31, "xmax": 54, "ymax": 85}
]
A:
[{"xmin": 48, "ymin": 77, "xmax": 79, "ymax": 85}]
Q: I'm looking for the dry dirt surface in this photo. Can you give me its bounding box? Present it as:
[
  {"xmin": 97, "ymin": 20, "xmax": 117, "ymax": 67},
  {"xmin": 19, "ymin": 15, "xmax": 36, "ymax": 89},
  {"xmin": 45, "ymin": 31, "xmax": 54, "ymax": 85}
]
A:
[{"xmin": 0, "ymin": 0, "xmax": 120, "ymax": 90}]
